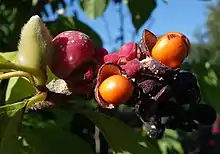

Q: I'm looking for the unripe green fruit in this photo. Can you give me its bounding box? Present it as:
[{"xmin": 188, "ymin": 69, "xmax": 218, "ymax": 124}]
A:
[{"xmin": 17, "ymin": 15, "xmax": 53, "ymax": 87}]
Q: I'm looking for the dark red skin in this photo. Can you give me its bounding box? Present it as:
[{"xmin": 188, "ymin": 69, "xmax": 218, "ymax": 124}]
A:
[
  {"xmin": 47, "ymin": 31, "xmax": 96, "ymax": 79},
  {"xmin": 94, "ymin": 47, "xmax": 108, "ymax": 63}
]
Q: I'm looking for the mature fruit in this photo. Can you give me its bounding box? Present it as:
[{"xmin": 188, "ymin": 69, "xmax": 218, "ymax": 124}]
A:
[
  {"xmin": 151, "ymin": 32, "xmax": 190, "ymax": 68},
  {"xmin": 166, "ymin": 32, "xmax": 190, "ymax": 50},
  {"xmin": 46, "ymin": 30, "xmax": 95, "ymax": 79},
  {"xmin": 18, "ymin": 15, "xmax": 53, "ymax": 87},
  {"xmin": 98, "ymin": 74, "xmax": 134, "ymax": 105}
]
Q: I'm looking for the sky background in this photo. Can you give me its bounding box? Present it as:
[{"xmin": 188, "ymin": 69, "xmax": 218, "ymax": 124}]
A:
[{"xmin": 42, "ymin": 0, "xmax": 216, "ymax": 53}]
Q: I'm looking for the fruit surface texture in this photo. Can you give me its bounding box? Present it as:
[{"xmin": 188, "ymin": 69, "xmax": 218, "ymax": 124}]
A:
[{"xmin": 47, "ymin": 30, "xmax": 95, "ymax": 78}]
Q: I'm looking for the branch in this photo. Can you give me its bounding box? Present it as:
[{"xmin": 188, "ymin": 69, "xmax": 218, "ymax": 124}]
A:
[{"xmin": 118, "ymin": 1, "xmax": 124, "ymax": 46}]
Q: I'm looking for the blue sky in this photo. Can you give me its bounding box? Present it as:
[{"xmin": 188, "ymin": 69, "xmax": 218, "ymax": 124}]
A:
[{"xmin": 42, "ymin": 0, "xmax": 216, "ymax": 53}]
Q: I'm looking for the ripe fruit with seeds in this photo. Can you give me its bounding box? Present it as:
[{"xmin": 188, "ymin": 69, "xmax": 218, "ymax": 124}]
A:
[
  {"xmin": 98, "ymin": 74, "xmax": 134, "ymax": 105},
  {"xmin": 46, "ymin": 30, "xmax": 96, "ymax": 79},
  {"xmin": 151, "ymin": 32, "xmax": 190, "ymax": 68}
]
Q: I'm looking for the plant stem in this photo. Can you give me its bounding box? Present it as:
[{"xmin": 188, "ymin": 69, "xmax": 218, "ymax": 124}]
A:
[
  {"xmin": 0, "ymin": 62, "xmax": 46, "ymax": 87},
  {"xmin": 118, "ymin": 1, "xmax": 124, "ymax": 46},
  {"xmin": 26, "ymin": 92, "xmax": 47, "ymax": 110},
  {"xmin": 0, "ymin": 71, "xmax": 35, "ymax": 84}
]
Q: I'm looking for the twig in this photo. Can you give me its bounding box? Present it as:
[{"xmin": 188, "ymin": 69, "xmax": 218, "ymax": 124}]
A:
[
  {"xmin": 118, "ymin": 1, "xmax": 124, "ymax": 46},
  {"xmin": 101, "ymin": 15, "xmax": 113, "ymax": 50}
]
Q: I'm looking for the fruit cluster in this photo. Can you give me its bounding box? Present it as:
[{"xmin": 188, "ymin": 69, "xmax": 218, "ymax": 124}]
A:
[{"xmin": 46, "ymin": 29, "xmax": 216, "ymax": 140}]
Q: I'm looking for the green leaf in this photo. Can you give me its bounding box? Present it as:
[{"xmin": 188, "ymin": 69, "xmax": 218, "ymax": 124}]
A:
[
  {"xmin": 80, "ymin": 0, "xmax": 109, "ymax": 20},
  {"xmin": 22, "ymin": 123, "xmax": 96, "ymax": 154},
  {"xmin": 162, "ymin": 0, "xmax": 168, "ymax": 4},
  {"xmin": 158, "ymin": 129, "xmax": 184, "ymax": 154},
  {"xmin": 46, "ymin": 16, "xmax": 103, "ymax": 47},
  {"xmin": 0, "ymin": 54, "xmax": 17, "ymax": 71},
  {"xmin": 46, "ymin": 66, "xmax": 58, "ymax": 84},
  {"xmin": 0, "ymin": 51, "xmax": 18, "ymax": 63},
  {"xmin": 191, "ymin": 63, "xmax": 220, "ymax": 114},
  {"xmin": 82, "ymin": 111, "xmax": 161, "ymax": 154},
  {"xmin": 5, "ymin": 77, "xmax": 35, "ymax": 104},
  {"xmin": 0, "ymin": 101, "xmax": 26, "ymax": 154},
  {"xmin": 126, "ymin": 0, "xmax": 156, "ymax": 31}
]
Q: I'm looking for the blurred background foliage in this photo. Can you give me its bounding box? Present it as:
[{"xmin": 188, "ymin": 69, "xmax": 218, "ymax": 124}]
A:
[{"xmin": 0, "ymin": 0, "xmax": 220, "ymax": 154}]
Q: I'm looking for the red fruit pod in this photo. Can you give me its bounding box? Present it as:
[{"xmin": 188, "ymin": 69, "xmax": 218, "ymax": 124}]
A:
[
  {"xmin": 46, "ymin": 31, "xmax": 95, "ymax": 79},
  {"xmin": 64, "ymin": 62, "xmax": 98, "ymax": 98},
  {"xmin": 103, "ymin": 42, "xmax": 138, "ymax": 65},
  {"xmin": 94, "ymin": 63, "xmax": 134, "ymax": 109},
  {"xmin": 120, "ymin": 59, "xmax": 143, "ymax": 78},
  {"xmin": 103, "ymin": 52, "xmax": 120, "ymax": 64}
]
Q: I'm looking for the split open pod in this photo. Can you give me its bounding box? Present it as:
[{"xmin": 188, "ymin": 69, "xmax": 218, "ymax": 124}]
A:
[{"xmin": 94, "ymin": 63, "xmax": 134, "ymax": 109}]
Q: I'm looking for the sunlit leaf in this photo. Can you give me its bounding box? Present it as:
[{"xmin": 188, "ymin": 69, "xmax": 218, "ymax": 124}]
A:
[
  {"xmin": 126, "ymin": 0, "xmax": 156, "ymax": 31},
  {"xmin": 0, "ymin": 55, "xmax": 17, "ymax": 71},
  {"xmin": 81, "ymin": 111, "xmax": 161, "ymax": 154},
  {"xmin": 22, "ymin": 123, "xmax": 95, "ymax": 154},
  {"xmin": 80, "ymin": 0, "xmax": 109, "ymax": 19},
  {"xmin": 158, "ymin": 129, "xmax": 184, "ymax": 154},
  {"xmin": 5, "ymin": 77, "xmax": 35, "ymax": 104},
  {"xmin": 0, "ymin": 51, "xmax": 18, "ymax": 63}
]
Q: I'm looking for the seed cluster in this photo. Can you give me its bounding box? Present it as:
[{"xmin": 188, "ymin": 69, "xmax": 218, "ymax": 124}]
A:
[
  {"xmin": 95, "ymin": 30, "xmax": 216, "ymax": 139},
  {"xmin": 48, "ymin": 29, "xmax": 217, "ymax": 140}
]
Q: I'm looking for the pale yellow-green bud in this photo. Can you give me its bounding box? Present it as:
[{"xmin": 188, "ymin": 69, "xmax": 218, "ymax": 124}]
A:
[{"xmin": 17, "ymin": 15, "xmax": 53, "ymax": 87}]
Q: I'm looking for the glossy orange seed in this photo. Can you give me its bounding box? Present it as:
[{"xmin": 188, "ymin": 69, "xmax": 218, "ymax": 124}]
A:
[
  {"xmin": 151, "ymin": 32, "xmax": 190, "ymax": 68},
  {"xmin": 98, "ymin": 75, "xmax": 134, "ymax": 105}
]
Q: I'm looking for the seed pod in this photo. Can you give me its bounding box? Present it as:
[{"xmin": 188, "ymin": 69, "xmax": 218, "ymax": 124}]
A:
[
  {"xmin": 138, "ymin": 31, "xmax": 178, "ymax": 82},
  {"xmin": 138, "ymin": 29, "xmax": 158, "ymax": 59},
  {"xmin": 151, "ymin": 32, "xmax": 190, "ymax": 68},
  {"xmin": 118, "ymin": 42, "xmax": 138, "ymax": 61},
  {"xmin": 94, "ymin": 63, "xmax": 134, "ymax": 109},
  {"xmin": 18, "ymin": 15, "xmax": 53, "ymax": 87}
]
